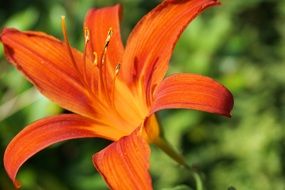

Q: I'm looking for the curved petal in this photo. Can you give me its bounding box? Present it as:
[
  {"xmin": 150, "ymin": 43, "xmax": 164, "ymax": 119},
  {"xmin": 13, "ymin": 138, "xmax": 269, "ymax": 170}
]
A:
[
  {"xmin": 121, "ymin": 0, "xmax": 220, "ymax": 90},
  {"xmin": 0, "ymin": 28, "xmax": 96, "ymax": 118},
  {"xmin": 84, "ymin": 4, "xmax": 124, "ymax": 68},
  {"xmin": 4, "ymin": 114, "xmax": 124, "ymax": 188},
  {"xmin": 143, "ymin": 114, "xmax": 160, "ymax": 143},
  {"xmin": 93, "ymin": 129, "xmax": 152, "ymax": 190},
  {"xmin": 151, "ymin": 74, "xmax": 234, "ymax": 117}
]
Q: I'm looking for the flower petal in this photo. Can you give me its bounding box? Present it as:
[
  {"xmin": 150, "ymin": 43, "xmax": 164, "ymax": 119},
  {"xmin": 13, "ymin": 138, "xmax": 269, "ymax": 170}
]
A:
[
  {"xmin": 151, "ymin": 74, "xmax": 234, "ymax": 117},
  {"xmin": 4, "ymin": 114, "xmax": 124, "ymax": 188},
  {"xmin": 0, "ymin": 28, "xmax": 96, "ymax": 118},
  {"xmin": 121, "ymin": 0, "xmax": 220, "ymax": 89},
  {"xmin": 93, "ymin": 129, "xmax": 152, "ymax": 190},
  {"xmin": 84, "ymin": 5, "xmax": 124, "ymax": 68}
]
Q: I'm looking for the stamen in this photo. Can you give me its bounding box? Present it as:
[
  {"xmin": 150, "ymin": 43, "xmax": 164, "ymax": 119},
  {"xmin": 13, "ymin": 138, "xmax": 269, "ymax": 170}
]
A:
[
  {"xmin": 114, "ymin": 63, "xmax": 121, "ymax": 76},
  {"xmin": 98, "ymin": 27, "xmax": 114, "ymax": 101},
  {"xmin": 90, "ymin": 51, "xmax": 98, "ymax": 93},
  {"xmin": 82, "ymin": 27, "xmax": 90, "ymax": 87},
  {"xmin": 101, "ymin": 28, "xmax": 113, "ymax": 66},
  {"xmin": 93, "ymin": 52, "xmax": 98, "ymax": 66},
  {"xmin": 104, "ymin": 27, "xmax": 113, "ymax": 48},
  {"xmin": 111, "ymin": 63, "xmax": 121, "ymax": 107},
  {"xmin": 84, "ymin": 27, "xmax": 90, "ymax": 44}
]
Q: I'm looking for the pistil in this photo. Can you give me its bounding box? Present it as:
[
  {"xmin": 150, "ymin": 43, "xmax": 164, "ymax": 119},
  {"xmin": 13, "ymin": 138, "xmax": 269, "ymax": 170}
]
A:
[{"xmin": 61, "ymin": 16, "xmax": 82, "ymax": 81}]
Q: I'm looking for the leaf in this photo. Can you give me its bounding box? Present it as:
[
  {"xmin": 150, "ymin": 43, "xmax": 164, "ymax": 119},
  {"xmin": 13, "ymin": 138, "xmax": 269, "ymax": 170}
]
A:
[{"xmin": 5, "ymin": 8, "xmax": 39, "ymax": 30}]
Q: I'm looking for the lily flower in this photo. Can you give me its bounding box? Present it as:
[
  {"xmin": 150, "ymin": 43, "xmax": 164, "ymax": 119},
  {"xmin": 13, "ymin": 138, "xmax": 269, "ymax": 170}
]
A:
[{"xmin": 0, "ymin": 0, "xmax": 233, "ymax": 189}]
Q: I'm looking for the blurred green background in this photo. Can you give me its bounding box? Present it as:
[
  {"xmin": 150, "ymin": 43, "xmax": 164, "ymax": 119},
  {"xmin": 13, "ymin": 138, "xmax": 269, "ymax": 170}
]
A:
[{"xmin": 1, "ymin": 0, "xmax": 285, "ymax": 189}]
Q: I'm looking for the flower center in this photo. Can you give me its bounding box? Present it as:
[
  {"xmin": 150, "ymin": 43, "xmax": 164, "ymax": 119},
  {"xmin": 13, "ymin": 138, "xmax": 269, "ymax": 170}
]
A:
[
  {"xmin": 61, "ymin": 17, "xmax": 120, "ymax": 108},
  {"xmin": 61, "ymin": 17, "xmax": 148, "ymax": 136}
]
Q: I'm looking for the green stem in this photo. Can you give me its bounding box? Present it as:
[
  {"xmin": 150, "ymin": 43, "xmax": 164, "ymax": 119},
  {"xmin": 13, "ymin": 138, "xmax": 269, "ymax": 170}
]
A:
[
  {"xmin": 153, "ymin": 137, "xmax": 204, "ymax": 190},
  {"xmin": 153, "ymin": 115, "xmax": 204, "ymax": 190},
  {"xmin": 193, "ymin": 172, "xmax": 203, "ymax": 190},
  {"xmin": 153, "ymin": 137, "xmax": 190, "ymax": 169}
]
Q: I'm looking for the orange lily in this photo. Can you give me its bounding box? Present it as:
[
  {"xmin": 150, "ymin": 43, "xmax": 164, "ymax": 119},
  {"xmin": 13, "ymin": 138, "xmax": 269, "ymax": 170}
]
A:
[{"xmin": 0, "ymin": 0, "xmax": 233, "ymax": 189}]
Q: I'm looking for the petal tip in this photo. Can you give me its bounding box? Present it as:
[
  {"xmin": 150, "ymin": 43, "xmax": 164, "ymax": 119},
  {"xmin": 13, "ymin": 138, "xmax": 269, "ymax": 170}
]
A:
[
  {"xmin": 13, "ymin": 180, "xmax": 21, "ymax": 189},
  {"xmin": 0, "ymin": 28, "xmax": 17, "ymax": 39},
  {"xmin": 0, "ymin": 28, "xmax": 9, "ymax": 42},
  {"xmin": 4, "ymin": 147, "xmax": 21, "ymax": 189}
]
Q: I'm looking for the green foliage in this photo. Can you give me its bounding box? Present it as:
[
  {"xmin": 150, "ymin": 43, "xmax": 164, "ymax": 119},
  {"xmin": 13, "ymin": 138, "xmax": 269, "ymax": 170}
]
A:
[{"xmin": 1, "ymin": 0, "xmax": 285, "ymax": 189}]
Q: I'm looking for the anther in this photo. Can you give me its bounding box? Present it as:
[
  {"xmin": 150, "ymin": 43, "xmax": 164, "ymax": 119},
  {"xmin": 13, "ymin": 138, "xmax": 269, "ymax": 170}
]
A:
[
  {"xmin": 111, "ymin": 63, "xmax": 120, "ymax": 108},
  {"xmin": 114, "ymin": 64, "xmax": 121, "ymax": 76},
  {"xmin": 84, "ymin": 27, "xmax": 90, "ymax": 44},
  {"xmin": 104, "ymin": 27, "xmax": 113, "ymax": 48},
  {"xmin": 101, "ymin": 28, "xmax": 113, "ymax": 66},
  {"xmin": 93, "ymin": 52, "xmax": 98, "ymax": 66}
]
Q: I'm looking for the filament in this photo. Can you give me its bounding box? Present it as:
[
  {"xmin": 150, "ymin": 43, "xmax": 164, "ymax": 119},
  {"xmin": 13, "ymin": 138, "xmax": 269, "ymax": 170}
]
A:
[
  {"xmin": 98, "ymin": 28, "xmax": 113, "ymax": 102},
  {"xmin": 82, "ymin": 27, "xmax": 91, "ymax": 87},
  {"xmin": 111, "ymin": 64, "xmax": 120, "ymax": 108}
]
